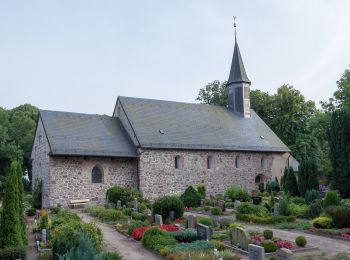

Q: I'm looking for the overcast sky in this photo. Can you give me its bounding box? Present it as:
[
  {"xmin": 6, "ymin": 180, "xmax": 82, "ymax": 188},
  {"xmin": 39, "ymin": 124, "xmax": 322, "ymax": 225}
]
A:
[{"xmin": 1, "ymin": 0, "xmax": 350, "ymax": 115}]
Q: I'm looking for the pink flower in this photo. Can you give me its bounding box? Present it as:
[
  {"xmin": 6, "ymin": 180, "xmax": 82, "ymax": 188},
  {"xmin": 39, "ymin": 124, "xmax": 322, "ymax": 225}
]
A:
[{"xmin": 276, "ymin": 240, "xmax": 293, "ymax": 249}]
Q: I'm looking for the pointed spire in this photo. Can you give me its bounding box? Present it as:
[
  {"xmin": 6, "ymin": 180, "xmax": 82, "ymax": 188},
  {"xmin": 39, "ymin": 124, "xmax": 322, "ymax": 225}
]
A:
[{"xmin": 227, "ymin": 18, "xmax": 251, "ymax": 85}]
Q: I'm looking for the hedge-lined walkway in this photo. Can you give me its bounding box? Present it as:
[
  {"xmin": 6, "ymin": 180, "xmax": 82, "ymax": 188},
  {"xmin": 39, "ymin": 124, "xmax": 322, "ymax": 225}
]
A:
[{"xmin": 77, "ymin": 211, "xmax": 162, "ymax": 260}]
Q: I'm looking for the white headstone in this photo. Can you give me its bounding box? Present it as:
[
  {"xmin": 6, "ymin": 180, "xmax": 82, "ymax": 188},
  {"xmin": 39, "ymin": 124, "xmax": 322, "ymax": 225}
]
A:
[
  {"xmin": 248, "ymin": 244, "xmax": 264, "ymax": 260},
  {"xmin": 234, "ymin": 200, "xmax": 241, "ymax": 209},
  {"xmin": 154, "ymin": 214, "xmax": 163, "ymax": 226}
]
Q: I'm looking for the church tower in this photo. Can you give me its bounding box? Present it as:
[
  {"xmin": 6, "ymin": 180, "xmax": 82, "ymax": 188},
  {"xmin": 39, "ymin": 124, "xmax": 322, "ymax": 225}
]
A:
[{"xmin": 227, "ymin": 19, "xmax": 251, "ymax": 118}]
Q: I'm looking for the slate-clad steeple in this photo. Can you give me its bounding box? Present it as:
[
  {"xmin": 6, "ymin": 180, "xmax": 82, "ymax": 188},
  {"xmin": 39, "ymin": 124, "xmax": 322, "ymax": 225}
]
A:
[{"xmin": 227, "ymin": 18, "xmax": 251, "ymax": 118}]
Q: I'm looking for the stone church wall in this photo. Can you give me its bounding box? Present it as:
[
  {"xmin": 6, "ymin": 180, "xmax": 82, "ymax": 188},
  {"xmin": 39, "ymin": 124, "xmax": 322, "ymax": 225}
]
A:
[
  {"xmin": 48, "ymin": 156, "xmax": 138, "ymax": 208},
  {"xmin": 31, "ymin": 118, "xmax": 51, "ymax": 208},
  {"xmin": 138, "ymin": 149, "xmax": 274, "ymax": 199}
]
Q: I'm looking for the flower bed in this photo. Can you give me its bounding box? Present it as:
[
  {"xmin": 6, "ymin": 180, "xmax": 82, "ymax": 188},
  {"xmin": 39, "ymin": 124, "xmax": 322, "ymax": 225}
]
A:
[{"xmin": 131, "ymin": 224, "xmax": 180, "ymax": 240}]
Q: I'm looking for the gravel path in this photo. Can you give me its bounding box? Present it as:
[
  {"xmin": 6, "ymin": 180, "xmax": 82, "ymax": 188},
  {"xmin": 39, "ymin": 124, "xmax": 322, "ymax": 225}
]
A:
[{"xmin": 78, "ymin": 212, "xmax": 162, "ymax": 260}]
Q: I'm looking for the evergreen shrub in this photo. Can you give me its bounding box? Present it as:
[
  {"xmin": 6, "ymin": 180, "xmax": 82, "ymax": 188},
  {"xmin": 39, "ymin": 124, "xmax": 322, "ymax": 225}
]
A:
[
  {"xmin": 153, "ymin": 195, "xmax": 184, "ymax": 220},
  {"xmin": 308, "ymin": 199, "xmax": 323, "ymax": 219},
  {"xmin": 323, "ymin": 191, "xmax": 341, "ymax": 209},
  {"xmin": 326, "ymin": 206, "xmax": 350, "ymax": 228},
  {"xmin": 141, "ymin": 227, "xmax": 177, "ymax": 251},
  {"xmin": 169, "ymin": 228, "xmax": 197, "ymax": 243},
  {"xmin": 258, "ymin": 182, "xmax": 265, "ymax": 192},
  {"xmin": 197, "ymin": 216, "xmax": 214, "ymax": 227},
  {"xmin": 131, "ymin": 212, "xmax": 146, "ymax": 222},
  {"xmin": 289, "ymin": 203, "xmax": 309, "ymax": 218},
  {"xmin": 211, "ymin": 206, "xmax": 223, "ymax": 215},
  {"xmin": 180, "ymin": 186, "xmax": 202, "ymax": 208},
  {"xmin": 237, "ymin": 203, "xmax": 269, "ymax": 217},
  {"xmin": 305, "ymin": 190, "xmax": 320, "ymax": 204},
  {"xmin": 168, "ymin": 240, "xmax": 214, "ymax": 253},
  {"xmin": 312, "ymin": 216, "xmax": 332, "ymax": 229},
  {"xmin": 295, "ymin": 236, "xmax": 307, "ymax": 247},
  {"xmin": 260, "ymin": 241, "xmax": 278, "ymax": 252},
  {"xmin": 106, "ymin": 186, "xmax": 141, "ymax": 206},
  {"xmin": 0, "ymin": 246, "xmax": 27, "ymax": 260},
  {"xmin": 279, "ymin": 196, "xmax": 292, "ymax": 216},
  {"xmin": 32, "ymin": 178, "xmax": 42, "ymax": 209},
  {"xmin": 266, "ymin": 181, "xmax": 280, "ymax": 193},
  {"xmin": 236, "ymin": 213, "xmax": 295, "ymax": 224},
  {"xmin": 263, "ymin": 230, "xmax": 273, "ymax": 239},
  {"xmin": 225, "ymin": 186, "xmax": 250, "ymax": 202},
  {"xmin": 197, "ymin": 183, "xmax": 206, "ymax": 198}
]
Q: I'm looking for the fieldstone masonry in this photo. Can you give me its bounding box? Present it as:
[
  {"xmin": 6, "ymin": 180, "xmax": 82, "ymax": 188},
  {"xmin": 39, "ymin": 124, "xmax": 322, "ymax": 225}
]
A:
[{"xmin": 138, "ymin": 149, "xmax": 273, "ymax": 199}]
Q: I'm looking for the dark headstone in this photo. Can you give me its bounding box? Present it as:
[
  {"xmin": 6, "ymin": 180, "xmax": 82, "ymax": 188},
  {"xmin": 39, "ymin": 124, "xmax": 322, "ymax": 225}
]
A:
[
  {"xmin": 218, "ymin": 199, "xmax": 225, "ymax": 212},
  {"xmin": 196, "ymin": 223, "xmax": 211, "ymax": 241},
  {"xmin": 169, "ymin": 211, "xmax": 176, "ymax": 221},
  {"xmin": 252, "ymin": 196, "xmax": 262, "ymax": 205}
]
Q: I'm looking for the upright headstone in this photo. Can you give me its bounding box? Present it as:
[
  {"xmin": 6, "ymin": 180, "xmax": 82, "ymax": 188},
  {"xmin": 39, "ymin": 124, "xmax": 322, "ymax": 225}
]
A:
[
  {"xmin": 231, "ymin": 227, "xmax": 251, "ymax": 251},
  {"xmin": 187, "ymin": 215, "xmax": 197, "ymax": 229},
  {"xmin": 218, "ymin": 199, "xmax": 225, "ymax": 212},
  {"xmin": 169, "ymin": 211, "xmax": 176, "ymax": 221},
  {"xmin": 273, "ymin": 202, "xmax": 280, "ymax": 216},
  {"xmin": 134, "ymin": 198, "xmax": 138, "ymax": 212},
  {"xmin": 154, "ymin": 214, "xmax": 163, "ymax": 226},
  {"xmin": 200, "ymin": 199, "xmax": 205, "ymax": 207},
  {"xmin": 146, "ymin": 214, "xmax": 153, "ymax": 224},
  {"xmin": 117, "ymin": 200, "xmax": 122, "ymax": 209},
  {"xmin": 234, "ymin": 200, "xmax": 241, "ymax": 209},
  {"xmin": 276, "ymin": 248, "xmax": 293, "ymax": 260},
  {"xmin": 41, "ymin": 229, "xmax": 47, "ymax": 243},
  {"xmin": 248, "ymin": 244, "xmax": 264, "ymax": 260},
  {"xmin": 196, "ymin": 223, "xmax": 211, "ymax": 241}
]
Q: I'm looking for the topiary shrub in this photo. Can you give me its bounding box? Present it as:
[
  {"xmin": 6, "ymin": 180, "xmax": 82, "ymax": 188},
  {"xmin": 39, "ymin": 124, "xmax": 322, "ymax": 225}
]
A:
[
  {"xmin": 312, "ymin": 216, "xmax": 332, "ymax": 229},
  {"xmin": 266, "ymin": 181, "xmax": 280, "ymax": 193},
  {"xmin": 106, "ymin": 186, "xmax": 141, "ymax": 206},
  {"xmin": 153, "ymin": 195, "xmax": 184, "ymax": 220},
  {"xmin": 308, "ymin": 199, "xmax": 323, "ymax": 219},
  {"xmin": 323, "ymin": 191, "xmax": 341, "ymax": 209},
  {"xmin": 305, "ymin": 189, "xmax": 320, "ymax": 204},
  {"xmin": 326, "ymin": 206, "xmax": 350, "ymax": 228},
  {"xmin": 295, "ymin": 236, "xmax": 307, "ymax": 247},
  {"xmin": 263, "ymin": 230, "xmax": 273, "ymax": 239},
  {"xmin": 211, "ymin": 206, "xmax": 223, "ymax": 215},
  {"xmin": 260, "ymin": 241, "xmax": 278, "ymax": 252},
  {"xmin": 180, "ymin": 186, "xmax": 202, "ymax": 208},
  {"xmin": 197, "ymin": 183, "xmax": 206, "ymax": 199},
  {"xmin": 197, "ymin": 216, "xmax": 214, "ymax": 227},
  {"xmin": 237, "ymin": 203, "xmax": 269, "ymax": 217},
  {"xmin": 225, "ymin": 186, "xmax": 251, "ymax": 202}
]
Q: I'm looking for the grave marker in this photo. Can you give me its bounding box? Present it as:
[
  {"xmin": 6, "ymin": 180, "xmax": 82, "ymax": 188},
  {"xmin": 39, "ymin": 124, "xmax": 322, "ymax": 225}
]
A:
[
  {"xmin": 248, "ymin": 244, "xmax": 264, "ymax": 260},
  {"xmin": 231, "ymin": 227, "xmax": 251, "ymax": 251},
  {"xmin": 218, "ymin": 199, "xmax": 225, "ymax": 212},
  {"xmin": 196, "ymin": 223, "xmax": 211, "ymax": 240},
  {"xmin": 154, "ymin": 214, "xmax": 163, "ymax": 226},
  {"xmin": 116, "ymin": 200, "xmax": 121, "ymax": 209},
  {"xmin": 41, "ymin": 229, "xmax": 47, "ymax": 243},
  {"xmin": 273, "ymin": 202, "xmax": 280, "ymax": 216},
  {"xmin": 234, "ymin": 200, "xmax": 241, "ymax": 209},
  {"xmin": 169, "ymin": 211, "xmax": 176, "ymax": 221},
  {"xmin": 276, "ymin": 248, "xmax": 293, "ymax": 260},
  {"xmin": 187, "ymin": 215, "xmax": 197, "ymax": 229}
]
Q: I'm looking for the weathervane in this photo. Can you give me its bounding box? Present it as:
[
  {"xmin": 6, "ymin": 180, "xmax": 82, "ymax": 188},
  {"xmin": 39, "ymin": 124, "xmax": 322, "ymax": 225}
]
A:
[{"xmin": 233, "ymin": 16, "xmax": 237, "ymax": 38}]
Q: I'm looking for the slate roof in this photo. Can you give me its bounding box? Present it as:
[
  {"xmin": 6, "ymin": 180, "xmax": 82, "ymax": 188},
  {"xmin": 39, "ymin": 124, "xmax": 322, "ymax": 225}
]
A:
[
  {"xmin": 118, "ymin": 96, "xmax": 290, "ymax": 152},
  {"xmin": 227, "ymin": 38, "xmax": 251, "ymax": 85},
  {"xmin": 39, "ymin": 110, "xmax": 137, "ymax": 157}
]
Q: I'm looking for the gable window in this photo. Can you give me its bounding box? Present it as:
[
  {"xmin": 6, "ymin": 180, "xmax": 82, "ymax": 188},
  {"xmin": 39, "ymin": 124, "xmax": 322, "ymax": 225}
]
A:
[
  {"xmin": 235, "ymin": 156, "xmax": 241, "ymax": 168},
  {"xmin": 207, "ymin": 156, "xmax": 214, "ymax": 169},
  {"xmin": 175, "ymin": 155, "xmax": 183, "ymax": 169},
  {"xmin": 261, "ymin": 157, "xmax": 268, "ymax": 169},
  {"xmin": 92, "ymin": 165, "xmax": 103, "ymax": 183}
]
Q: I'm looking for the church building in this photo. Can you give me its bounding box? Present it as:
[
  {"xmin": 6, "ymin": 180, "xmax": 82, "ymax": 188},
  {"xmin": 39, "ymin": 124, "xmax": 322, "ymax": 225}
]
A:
[{"xmin": 31, "ymin": 30, "xmax": 292, "ymax": 208}]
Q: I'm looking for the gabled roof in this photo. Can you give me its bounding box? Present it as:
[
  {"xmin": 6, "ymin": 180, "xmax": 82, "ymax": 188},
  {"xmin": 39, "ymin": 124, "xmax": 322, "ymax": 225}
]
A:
[
  {"xmin": 39, "ymin": 110, "xmax": 137, "ymax": 157},
  {"xmin": 227, "ymin": 38, "xmax": 251, "ymax": 85},
  {"xmin": 118, "ymin": 96, "xmax": 289, "ymax": 152}
]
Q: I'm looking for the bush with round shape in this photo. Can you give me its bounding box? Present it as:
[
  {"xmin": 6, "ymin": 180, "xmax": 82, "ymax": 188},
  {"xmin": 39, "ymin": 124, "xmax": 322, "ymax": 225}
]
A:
[
  {"xmin": 237, "ymin": 202, "xmax": 269, "ymax": 217},
  {"xmin": 153, "ymin": 195, "xmax": 184, "ymax": 220},
  {"xmin": 263, "ymin": 230, "xmax": 273, "ymax": 239},
  {"xmin": 312, "ymin": 216, "xmax": 332, "ymax": 229},
  {"xmin": 180, "ymin": 186, "xmax": 202, "ymax": 208},
  {"xmin": 197, "ymin": 216, "xmax": 214, "ymax": 227},
  {"xmin": 305, "ymin": 189, "xmax": 320, "ymax": 204},
  {"xmin": 225, "ymin": 186, "xmax": 250, "ymax": 202},
  {"xmin": 308, "ymin": 199, "xmax": 323, "ymax": 219},
  {"xmin": 266, "ymin": 181, "xmax": 280, "ymax": 193},
  {"xmin": 106, "ymin": 186, "xmax": 141, "ymax": 206},
  {"xmin": 323, "ymin": 191, "xmax": 341, "ymax": 209},
  {"xmin": 260, "ymin": 241, "xmax": 278, "ymax": 253},
  {"xmin": 197, "ymin": 183, "xmax": 206, "ymax": 198},
  {"xmin": 211, "ymin": 206, "xmax": 223, "ymax": 215},
  {"xmin": 295, "ymin": 236, "xmax": 307, "ymax": 247},
  {"xmin": 326, "ymin": 206, "xmax": 350, "ymax": 228}
]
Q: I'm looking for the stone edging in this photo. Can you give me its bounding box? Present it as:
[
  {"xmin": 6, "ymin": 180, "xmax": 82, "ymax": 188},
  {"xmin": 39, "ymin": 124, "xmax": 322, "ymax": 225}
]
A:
[{"xmin": 304, "ymin": 231, "xmax": 350, "ymax": 242}]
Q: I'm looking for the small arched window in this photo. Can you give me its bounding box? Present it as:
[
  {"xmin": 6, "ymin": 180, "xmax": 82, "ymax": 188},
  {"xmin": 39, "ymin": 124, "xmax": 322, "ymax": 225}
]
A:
[
  {"xmin": 92, "ymin": 165, "xmax": 103, "ymax": 183},
  {"xmin": 175, "ymin": 155, "xmax": 183, "ymax": 169},
  {"xmin": 207, "ymin": 156, "xmax": 214, "ymax": 169},
  {"xmin": 255, "ymin": 175, "xmax": 262, "ymax": 183},
  {"xmin": 261, "ymin": 157, "xmax": 268, "ymax": 169},
  {"xmin": 235, "ymin": 156, "xmax": 241, "ymax": 168}
]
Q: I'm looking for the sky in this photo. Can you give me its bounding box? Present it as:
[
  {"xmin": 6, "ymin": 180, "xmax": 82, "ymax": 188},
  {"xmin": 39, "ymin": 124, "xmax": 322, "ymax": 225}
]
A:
[{"xmin": 1, "ymin": 0, "xmax": 350, "ymax": 115}]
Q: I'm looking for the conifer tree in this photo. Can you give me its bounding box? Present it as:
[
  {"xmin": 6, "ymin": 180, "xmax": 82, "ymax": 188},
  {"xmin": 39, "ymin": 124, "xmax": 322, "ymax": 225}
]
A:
[
  {"xmin": 0, "ymin": 163, "xmax": 22, "ymax": 247},
  {"xmin": 298, "ymin": 159, "xmax": 319, "ymax": 196},
  {"xmin": 15, "ymin": 161, "xmax": 27, "ymax": 245},
  {"xmin": 284, "ymin": 167, "xmax": 299, "ymax": 196}
]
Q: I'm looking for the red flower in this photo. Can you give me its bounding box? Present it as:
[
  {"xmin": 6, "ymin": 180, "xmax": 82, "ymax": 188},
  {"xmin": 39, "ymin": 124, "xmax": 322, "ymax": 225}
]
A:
[
  {"xmin": 160, "ymin": 224, "xmax": 180, "ymax": 232},
  {"xmin": 131, "ymin": 226, "xmax": 151, "ymax": 240},
  {"xmin": 276, "ymin": 240, "xmax": 293, "ymax": 249},
  {"xmin": 175, "ymin": 218, "xmax": 185, "ymax": 223},
  {"xmin": 251, "ymin": 235, "xmax": 263, "ymax": 244},
  {"xmin": 341, "ymin": 233, "xmax": 350, "ymax": 240}
]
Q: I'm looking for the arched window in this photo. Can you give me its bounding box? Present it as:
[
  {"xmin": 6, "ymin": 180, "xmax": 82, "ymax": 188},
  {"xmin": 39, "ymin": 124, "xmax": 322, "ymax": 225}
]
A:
[
  {"xmin": 255, "ymin": 175, "xmax": 263, "ymax": 183},
  {"xmin": 207, "ymin": 156, "xmax": 214, "ymax": 169},
  {"xmin": 235, "ymin": 156, "xmax": 241, "ymax": 168},
  {"xmin": 175, "ymin": 155, "xmax": 183, "ymax": 169},
  {"xmin": 92, "ymin": 165, "xmax": 103, "ymax": 183},
  {"xmin": 261, "ymin": 157, "xmax": 268, "ymax": 169}
]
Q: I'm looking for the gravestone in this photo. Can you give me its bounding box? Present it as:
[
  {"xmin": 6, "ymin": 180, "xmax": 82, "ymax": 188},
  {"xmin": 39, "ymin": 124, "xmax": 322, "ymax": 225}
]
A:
[
  {"xmin": 217, "ymin": 199, "xmax": 225, "ymax": 212},
  {"xmin": 248, "ymin": 244, "xmax": 264, "ymax": 260},
  {"xmin": 276, "ymin": 248, "xmax": 293, "ymax": 260},
  {"xmin": 196, "ymin": 223, "xmax": 211, "ymax": 240},
  {"xmin": 134, "ymin": 198, "xmax": 138, "ymax": 211},
  {"xmin": 200, "ymin": 199, "xmax": 205, "ymax": 207},
  {"xmin": 154, "ymin": 214, "xmax": 163, "ymax": 226},
  {"xmin": 231, "ymin": 227, "xmax": 251, "ymax": 251},
  {"xmin": 41, "ymin": 229, "xmax": 47, "ymax": 243},
  {"xmin": 169, "ymin": 211, "xmax": 176, "ymax": 221},
  {"xmin": 146, "ymin": 214, "xmax": 153, "ymax": 224},
  {"xmin": 273, "ymin": 202, "xmax": 280, "ymax": 216},
  {"xmin": 234, "ymin": 200, "xmax": 241, "ymax": 209},
  {"xmin": 116, "ymin": 200, "xmax": 121, "ymax": 209},
  {"xmin": 252, "ymin": 196, "xmax": 262, "ymax": 205},
  {"xmin": 187, "ymin": 215, "xmax": 197, "ymax": 229}
]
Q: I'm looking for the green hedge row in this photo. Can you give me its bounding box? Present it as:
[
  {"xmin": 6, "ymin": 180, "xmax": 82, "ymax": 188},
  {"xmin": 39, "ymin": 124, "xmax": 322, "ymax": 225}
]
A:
[{"xmin": 236, "ymin": 213, "xmax": 296, "ymax": 224}]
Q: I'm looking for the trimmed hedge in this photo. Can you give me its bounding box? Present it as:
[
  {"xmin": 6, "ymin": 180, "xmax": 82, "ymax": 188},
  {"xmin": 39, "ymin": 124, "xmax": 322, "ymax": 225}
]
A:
[
  {"xmin": 0, "ymin": 246, "xmax": 27, "ymax": 260},
  {"xmin": 236, "ymin": 213, "xmax": 295, "ymax": 224},
  {"xmin": 153, "ymin": 196, "xmax": 184, "ymax": 220}
]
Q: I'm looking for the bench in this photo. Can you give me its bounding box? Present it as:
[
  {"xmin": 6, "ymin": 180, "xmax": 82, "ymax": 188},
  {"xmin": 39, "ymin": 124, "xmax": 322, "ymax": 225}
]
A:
[{"xmin": 70, "ymin": 198, "xmax": 90, "ymax": 208}]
